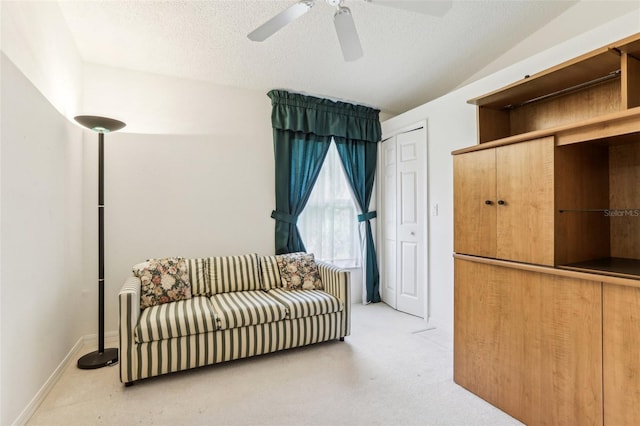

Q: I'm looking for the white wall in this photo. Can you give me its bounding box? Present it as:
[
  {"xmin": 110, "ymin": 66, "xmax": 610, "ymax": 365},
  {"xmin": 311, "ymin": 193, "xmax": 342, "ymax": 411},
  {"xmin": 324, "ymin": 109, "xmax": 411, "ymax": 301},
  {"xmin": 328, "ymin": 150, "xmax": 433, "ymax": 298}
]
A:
[
  {"xmin": 381, "ymin": 8, "xmax": 640, "ymax": 336},
  {"xmin": 0, "ymin": 54, "xmax": 85, "ymax": 426},
  {"xmin": 1, "ymin": 2, "xmax": 85, "ymax": 424},
  {"xmin": 0, "ymin": 1, "xmax": 82, "ymax": 119},
  {"xmin": 81, "ymin": 63, "xmax": 273, "ymax": 135}
]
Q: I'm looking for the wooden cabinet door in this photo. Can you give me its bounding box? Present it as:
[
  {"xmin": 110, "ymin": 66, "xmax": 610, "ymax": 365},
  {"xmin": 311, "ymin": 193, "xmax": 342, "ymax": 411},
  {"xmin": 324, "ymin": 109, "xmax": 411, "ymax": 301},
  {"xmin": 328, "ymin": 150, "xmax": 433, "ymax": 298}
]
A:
[
  {"xmin": 496, "ymin": 137, "xmax": 555, "ymax": 266},
  {"xmin": 603, "ymin": 284, "xmax": 640, "ymax": 426},
  {"xmin": 454, "ymin": 258, "xmax": 603, "ymax": 426},
  {"xmin": 453, "ymin": 149, "xmax": 496, "ymax": 257},
  {"xmin": 454, "ymin": 259, "xmax": 511, "ymax": 409}
]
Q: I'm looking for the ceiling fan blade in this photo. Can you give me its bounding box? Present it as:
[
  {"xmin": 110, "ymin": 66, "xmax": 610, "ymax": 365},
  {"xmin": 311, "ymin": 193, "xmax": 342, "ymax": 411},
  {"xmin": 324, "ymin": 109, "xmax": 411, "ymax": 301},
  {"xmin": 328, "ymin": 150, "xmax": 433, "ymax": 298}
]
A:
[
  {"xmin": 367, "ymin": 0, "xmax": 452, "ymax": 17},
  {"xmin": 248, "ymin": 1, "xmax": 315, "ymax": 42},
  {"xmin": 334, "ymin": 6, "xmax": 363, "ymax": 61}
]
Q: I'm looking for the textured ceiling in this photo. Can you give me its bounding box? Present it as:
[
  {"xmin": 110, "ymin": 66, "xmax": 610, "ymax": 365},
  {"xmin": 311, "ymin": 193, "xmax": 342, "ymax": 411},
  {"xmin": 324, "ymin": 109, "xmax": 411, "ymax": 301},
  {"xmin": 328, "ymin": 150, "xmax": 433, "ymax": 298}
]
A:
[{"xmin": 57, "ymin": 0, "xmax": 638, "ymax": 116}]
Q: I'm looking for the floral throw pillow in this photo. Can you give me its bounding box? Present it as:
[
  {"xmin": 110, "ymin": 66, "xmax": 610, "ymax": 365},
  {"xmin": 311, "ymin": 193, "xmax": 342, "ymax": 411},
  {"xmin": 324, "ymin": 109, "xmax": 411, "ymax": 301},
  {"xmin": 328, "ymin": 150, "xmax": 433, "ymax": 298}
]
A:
[
  {"xmin": 276, "ymin": 252, "xmax": 323, "ymax": 291},
  {"xmin": 133, "ymin": 257, "xmax": 192, "ymax": 309}
]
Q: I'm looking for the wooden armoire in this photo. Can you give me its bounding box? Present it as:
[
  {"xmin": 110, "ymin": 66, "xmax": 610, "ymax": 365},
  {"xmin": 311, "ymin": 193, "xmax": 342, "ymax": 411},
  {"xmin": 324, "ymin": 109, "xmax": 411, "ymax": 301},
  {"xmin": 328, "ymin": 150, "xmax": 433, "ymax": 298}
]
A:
[{"xmin": 453, "ymin": 33, "xmax": 640, "ymax": 426}]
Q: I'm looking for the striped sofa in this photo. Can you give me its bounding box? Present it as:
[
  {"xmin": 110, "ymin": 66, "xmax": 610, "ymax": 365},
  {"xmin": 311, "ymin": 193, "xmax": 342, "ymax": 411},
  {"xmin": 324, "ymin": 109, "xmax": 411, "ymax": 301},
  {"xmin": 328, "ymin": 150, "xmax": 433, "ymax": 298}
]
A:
[{"xmin": 118, "ymin": 253, "xmax": 350, "ymax": 385}]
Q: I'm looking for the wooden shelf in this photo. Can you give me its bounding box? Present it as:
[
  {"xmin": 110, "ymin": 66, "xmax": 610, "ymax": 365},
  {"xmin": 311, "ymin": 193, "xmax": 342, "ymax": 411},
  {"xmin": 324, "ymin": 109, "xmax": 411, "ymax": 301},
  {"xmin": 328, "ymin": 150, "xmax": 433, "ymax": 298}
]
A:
[
  {"xmin": 451, "ymin": 106, "xmax": 640, "ymax": 155},
  {"xmin": 560, "ymin": 257, "xmax": 640, "ymax": 280},
  {"xmin": 454, "ymin": 253, "xmax": 640, "ymax": 288}
]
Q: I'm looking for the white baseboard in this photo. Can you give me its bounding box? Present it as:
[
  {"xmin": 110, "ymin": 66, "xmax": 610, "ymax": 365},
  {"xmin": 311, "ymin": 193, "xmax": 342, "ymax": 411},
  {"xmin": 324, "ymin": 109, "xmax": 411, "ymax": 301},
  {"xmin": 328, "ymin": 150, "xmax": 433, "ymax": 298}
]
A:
[
  {"xmin": 11, "ymin": 337, "xmax": 84, "ymax": 426},
  {"xmin": 11, "ymin": 330, "xmax": 118, "ymax": 426}
]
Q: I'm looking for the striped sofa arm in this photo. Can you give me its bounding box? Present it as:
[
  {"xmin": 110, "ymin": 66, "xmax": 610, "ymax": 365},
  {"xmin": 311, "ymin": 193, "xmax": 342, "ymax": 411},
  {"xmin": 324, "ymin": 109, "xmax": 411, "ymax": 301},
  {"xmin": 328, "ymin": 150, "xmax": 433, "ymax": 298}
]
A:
[
  {"xmin": 119, "ymin": 276, "xmax": 141, "ymax": 384},
  {"xmin": 317, "ymin": 261, "xmax": 351, "ymax": 338}
]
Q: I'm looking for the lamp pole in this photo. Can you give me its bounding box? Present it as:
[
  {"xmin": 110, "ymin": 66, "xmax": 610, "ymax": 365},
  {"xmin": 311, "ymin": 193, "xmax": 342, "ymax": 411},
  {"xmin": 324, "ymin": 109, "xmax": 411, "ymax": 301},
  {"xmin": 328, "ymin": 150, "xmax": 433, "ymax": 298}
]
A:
[{"xmin": 98, "ymin": 131, "xmax": 105, "ymax": 355}]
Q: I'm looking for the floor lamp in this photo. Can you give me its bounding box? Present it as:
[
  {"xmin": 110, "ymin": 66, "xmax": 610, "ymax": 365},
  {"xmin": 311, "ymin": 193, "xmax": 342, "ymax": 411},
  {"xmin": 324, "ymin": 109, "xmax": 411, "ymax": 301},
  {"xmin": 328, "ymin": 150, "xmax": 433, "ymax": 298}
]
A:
[{"xmin": 75, "ymin": 115, "xmax": 126, "ymax": 369}]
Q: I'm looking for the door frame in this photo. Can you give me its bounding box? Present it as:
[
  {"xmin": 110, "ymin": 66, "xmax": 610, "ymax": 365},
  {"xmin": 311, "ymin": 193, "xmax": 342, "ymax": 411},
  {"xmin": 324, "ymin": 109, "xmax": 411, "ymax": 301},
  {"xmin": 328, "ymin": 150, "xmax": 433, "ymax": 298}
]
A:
[{"xmin": 377, "ymin": 120, "xmax": 430, "ymax": 321}]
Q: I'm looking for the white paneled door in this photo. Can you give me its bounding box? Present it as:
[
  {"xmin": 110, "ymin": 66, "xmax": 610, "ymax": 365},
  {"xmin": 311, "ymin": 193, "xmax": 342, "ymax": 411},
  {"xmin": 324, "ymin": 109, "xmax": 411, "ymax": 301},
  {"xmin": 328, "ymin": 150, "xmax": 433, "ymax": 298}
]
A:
[{"xmin": 379, "ymin": 126, "xmax": 427, "ymax": 318}]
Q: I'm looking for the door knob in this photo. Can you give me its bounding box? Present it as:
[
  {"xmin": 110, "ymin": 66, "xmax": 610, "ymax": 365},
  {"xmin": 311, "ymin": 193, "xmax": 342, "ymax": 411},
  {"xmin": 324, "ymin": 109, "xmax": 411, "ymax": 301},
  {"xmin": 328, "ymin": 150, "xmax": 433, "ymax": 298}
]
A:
[
  {"xmin": 497, "ymin": 200, "xmax": 506, "ymax": 205},
  {"xmin": 485, "ymin": 200, "xmax": 493, "ymax": 205}
]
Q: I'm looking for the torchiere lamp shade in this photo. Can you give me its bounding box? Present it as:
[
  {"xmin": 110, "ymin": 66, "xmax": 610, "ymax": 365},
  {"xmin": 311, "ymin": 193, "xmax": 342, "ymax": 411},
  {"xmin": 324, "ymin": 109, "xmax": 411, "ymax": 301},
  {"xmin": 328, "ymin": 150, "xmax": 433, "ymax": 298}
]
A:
[
  {"xmin": 75, "ymin": 114, "xmax": 126, "ymax": 369},
  {"xmin": 75, "ymin": 115, "xmax": 126, "ymax": 133}
]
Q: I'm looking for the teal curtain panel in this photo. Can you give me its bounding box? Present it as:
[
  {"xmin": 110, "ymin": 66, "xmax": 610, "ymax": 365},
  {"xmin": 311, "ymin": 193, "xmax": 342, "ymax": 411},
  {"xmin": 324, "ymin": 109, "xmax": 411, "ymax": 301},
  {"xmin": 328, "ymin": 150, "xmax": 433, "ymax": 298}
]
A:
[
  {"xmin": 335, "ymin": 138, "xmax": 380, "ymax": 303},
  {"xmin": 271, "ymin": 130, "xmax": 331, "ymax": 254}
]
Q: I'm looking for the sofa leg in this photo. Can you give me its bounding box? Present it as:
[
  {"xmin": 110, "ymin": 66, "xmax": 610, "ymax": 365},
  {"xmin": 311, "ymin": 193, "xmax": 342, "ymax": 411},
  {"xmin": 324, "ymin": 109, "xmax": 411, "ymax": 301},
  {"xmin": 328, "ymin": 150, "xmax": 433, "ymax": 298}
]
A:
[
  {"xmin": 124, "ymin": 381, "xmax": 135, "ymax": 387},
  {"xmin": 339, "ymin": 337, "xmax": 344, "ymax": 341}
]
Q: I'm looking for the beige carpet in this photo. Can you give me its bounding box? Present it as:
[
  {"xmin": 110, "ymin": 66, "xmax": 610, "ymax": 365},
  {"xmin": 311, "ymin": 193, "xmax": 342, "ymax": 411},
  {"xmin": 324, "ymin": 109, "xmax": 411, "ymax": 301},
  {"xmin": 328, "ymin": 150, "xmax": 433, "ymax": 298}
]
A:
[{"xmin": 27, "ymin": 303, "xmax": 522, "ymax": 426}]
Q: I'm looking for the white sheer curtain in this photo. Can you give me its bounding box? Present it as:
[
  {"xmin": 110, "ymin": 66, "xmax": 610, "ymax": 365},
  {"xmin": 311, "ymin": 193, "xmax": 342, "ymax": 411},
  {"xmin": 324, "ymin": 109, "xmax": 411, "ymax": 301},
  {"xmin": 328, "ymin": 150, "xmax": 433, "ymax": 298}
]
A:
[{"xmin": 298, "ymin": 142, "xmax": 361, "ymax": 268}]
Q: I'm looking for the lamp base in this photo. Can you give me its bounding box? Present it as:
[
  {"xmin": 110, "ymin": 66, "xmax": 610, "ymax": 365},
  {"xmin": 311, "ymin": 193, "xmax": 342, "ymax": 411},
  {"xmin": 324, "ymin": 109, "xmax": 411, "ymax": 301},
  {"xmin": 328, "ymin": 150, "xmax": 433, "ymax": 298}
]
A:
[{"xmin": 77, "ymin": 348, "xmax": 119, "ymax": 369}]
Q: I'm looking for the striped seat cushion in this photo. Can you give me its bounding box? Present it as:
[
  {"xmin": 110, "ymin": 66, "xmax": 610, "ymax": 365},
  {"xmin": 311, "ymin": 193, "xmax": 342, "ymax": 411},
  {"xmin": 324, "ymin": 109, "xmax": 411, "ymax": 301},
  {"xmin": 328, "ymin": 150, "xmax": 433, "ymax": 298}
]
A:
[
  {"xmin": 135, "ymin": 296, "xmax": 218, "ymax": 344},
  {"xmin": 267, "ymin": 288, "xmax": 343, "ymax": 320},
  {"xmin": 208, "ymin": 253, "xmax": 262, "ymax": 294},
  {"xmin": 186, "ymin": 257, "xmax": 209, "ymax": 296},
  {"xmin": 210, "ymin": 291, "xmax": 287, "ymax": 330},
  {"xmin": 260, "ymin": 255, "xmax": 282, "ymax": 291}
]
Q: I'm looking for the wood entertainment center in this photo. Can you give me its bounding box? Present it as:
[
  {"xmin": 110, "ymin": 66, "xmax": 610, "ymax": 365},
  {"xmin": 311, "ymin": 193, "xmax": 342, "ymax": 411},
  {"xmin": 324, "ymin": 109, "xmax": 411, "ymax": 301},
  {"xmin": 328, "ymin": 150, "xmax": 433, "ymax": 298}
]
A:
[{"xmin": 453, "ymin": 33, "xmax": 640, "ymax": 425}]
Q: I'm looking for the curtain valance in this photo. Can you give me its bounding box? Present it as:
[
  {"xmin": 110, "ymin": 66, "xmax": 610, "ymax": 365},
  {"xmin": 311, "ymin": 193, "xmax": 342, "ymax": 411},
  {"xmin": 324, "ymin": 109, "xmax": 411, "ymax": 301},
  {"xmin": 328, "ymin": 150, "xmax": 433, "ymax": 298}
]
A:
[{"xmin": 267, "ymin": 90, "xmax": 381, "ymax": 143}]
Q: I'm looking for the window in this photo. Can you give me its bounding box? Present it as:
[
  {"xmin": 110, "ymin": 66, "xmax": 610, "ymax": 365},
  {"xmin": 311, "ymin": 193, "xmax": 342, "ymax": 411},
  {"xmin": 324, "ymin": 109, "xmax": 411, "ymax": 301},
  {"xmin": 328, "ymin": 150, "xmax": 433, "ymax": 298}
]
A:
[{"xmin": 298, "ymin": 142, "xmax": 360, "ymax": 268}]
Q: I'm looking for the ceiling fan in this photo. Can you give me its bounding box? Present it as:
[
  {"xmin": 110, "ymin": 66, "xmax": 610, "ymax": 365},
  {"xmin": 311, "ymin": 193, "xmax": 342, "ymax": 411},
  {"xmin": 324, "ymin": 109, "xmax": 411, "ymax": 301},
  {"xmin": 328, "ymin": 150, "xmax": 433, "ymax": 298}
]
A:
[{"xmin": 247, "ymin": 0, "xmax": 452, "ymax": 62}]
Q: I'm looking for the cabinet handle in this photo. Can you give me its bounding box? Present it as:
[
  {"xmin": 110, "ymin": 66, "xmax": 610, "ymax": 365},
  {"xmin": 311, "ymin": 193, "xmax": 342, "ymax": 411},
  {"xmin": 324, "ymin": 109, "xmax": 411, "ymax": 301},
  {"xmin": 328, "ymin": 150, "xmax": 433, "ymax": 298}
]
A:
[
  {"xmin": 497, "ymin": 200, "xmax": 506, "ymax": 205},
  {"xmin": 485, "ymin": 200, "xmax": 493, "ymax": 205}
]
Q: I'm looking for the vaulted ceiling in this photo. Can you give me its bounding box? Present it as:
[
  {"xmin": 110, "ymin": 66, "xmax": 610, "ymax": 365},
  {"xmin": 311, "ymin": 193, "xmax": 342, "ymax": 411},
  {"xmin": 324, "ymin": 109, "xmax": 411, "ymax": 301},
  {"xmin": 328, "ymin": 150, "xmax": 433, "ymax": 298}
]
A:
[{"xmin": 57, "ymin": 1, "xmax": 639, "ymax": 116}]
